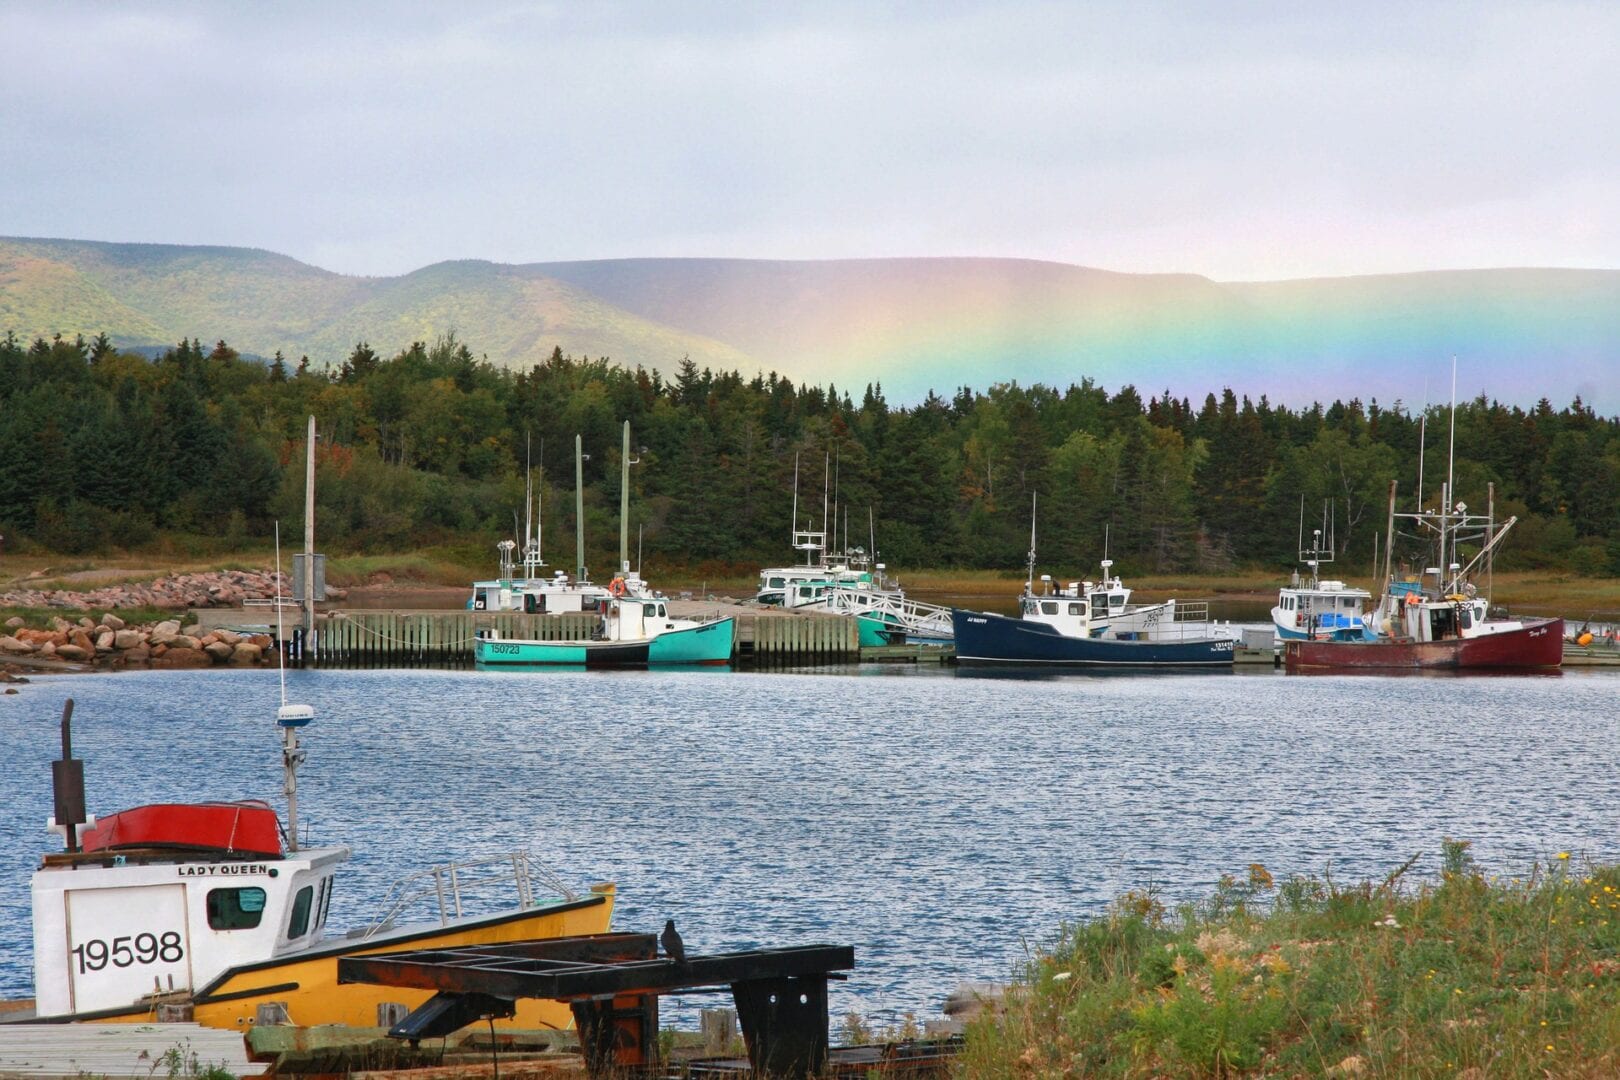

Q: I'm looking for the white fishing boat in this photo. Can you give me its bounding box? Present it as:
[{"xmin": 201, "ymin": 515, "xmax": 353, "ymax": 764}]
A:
[
  {"xmin": 8, "ymin": 697, "xmax": 614, "ymax": 1031},
  {"xmin": 1272, "ymin": 511, "xmax": 1373, "ymax": 642}
]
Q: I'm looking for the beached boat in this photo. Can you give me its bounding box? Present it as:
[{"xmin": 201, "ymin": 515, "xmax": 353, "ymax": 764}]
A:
[
  {"xmin": 8, "ymin": 700, "xmax": 614, "ymax": 1031},
  {"xmin": 1284, "ymin": 481, "xmax": 1562, "ymax": 671},
  {"xmin": 475, "ymin": 595, "xmax": 736, "ymax": 666}
]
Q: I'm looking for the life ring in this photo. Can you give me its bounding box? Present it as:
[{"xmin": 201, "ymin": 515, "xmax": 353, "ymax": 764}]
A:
[
  {"xmin": 609, "ymin": 577, "xmax": 627, "ymax": 598},
  {"xmin": 1404, "ymin": 593, "xmax": 1420, "ymax": 607}
]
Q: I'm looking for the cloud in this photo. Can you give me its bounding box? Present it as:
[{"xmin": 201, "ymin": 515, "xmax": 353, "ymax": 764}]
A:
[{"xmin": 2, "ymin": 1, "xmax": 1617, "ymax": 278}]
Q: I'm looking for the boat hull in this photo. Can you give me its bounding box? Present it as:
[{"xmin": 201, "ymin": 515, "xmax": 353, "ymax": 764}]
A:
[
  {"xmin": 475, "ymin": 618, "xmax": 735, "ymax": 666},
  {"xmin": 29, "ymin": 887, "xmax": 616, "ymax": 1032},
  {"xmin": 1284, "ymin": 618, "xmax": 1565, "ymax": 671},
  {"xmin": 951, "ymin": 609, "xmax": 1235, "ymax": 667}
]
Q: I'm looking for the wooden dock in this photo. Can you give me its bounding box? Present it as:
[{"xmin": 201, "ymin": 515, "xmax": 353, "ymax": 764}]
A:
[
  {"xmin": 229, "ymin": 605, "xmax": 865, "ymax": 667},
  {"xmin": 0, "ymin": 1022, "xmax": 254, "ymax": 1078}
]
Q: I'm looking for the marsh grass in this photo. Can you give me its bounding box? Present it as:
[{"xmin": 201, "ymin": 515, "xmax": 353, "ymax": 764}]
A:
[{"xmin": 959, "ymin": 843, "xmax": 1620, "ymax": 1078}]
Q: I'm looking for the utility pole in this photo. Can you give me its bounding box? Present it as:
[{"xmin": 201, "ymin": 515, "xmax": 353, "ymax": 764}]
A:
[{"xmin": 303, "ymin": 415, "xmax": 316, "ymax": 635}]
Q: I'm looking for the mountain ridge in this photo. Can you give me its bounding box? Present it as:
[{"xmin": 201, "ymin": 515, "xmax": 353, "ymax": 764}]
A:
[{"xmin": 3, "ymin": 236, "xmax": 1617, "ymax": 408}]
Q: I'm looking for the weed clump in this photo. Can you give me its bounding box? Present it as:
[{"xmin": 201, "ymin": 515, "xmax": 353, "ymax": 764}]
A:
[{"xmin": 958, "ymin": 843, "xmax": 1620, "ymax": 1078}]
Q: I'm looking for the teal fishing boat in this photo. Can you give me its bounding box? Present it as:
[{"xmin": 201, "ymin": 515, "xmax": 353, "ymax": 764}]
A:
[{"xmin": 475, "ymin": 596, "xmax": 736, "ymax": 667}]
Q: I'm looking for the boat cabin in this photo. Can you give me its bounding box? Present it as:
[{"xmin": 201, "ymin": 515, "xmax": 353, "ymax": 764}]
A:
[
  {"xmin": 31, "ymin": 801, "xmax": 350, "ymax": 1018},
  {"xmin": 604, "ymin": 597, "xmax": 678, "ymax": 641},
  {"xmin": 1273, "ymin": 583, "xmax": 1370, "ymax": 640},
  {"xmin": 1019, "ymin": 593, "xmax": 1100, "ymax": 639}
]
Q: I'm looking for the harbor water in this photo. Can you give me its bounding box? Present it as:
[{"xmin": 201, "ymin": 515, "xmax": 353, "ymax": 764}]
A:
[{"xmin": 2, "ymin": 665, "xmax": 1616, "ymax": 1027}]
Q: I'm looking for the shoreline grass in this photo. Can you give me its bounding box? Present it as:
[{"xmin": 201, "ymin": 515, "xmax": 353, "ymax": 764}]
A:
[
  {"xmin": 4, "ymin": 551, "xmax": 1618, "ymax": 619},
  {"xmin": 960, "ymin": 842, "xmax": 1620, "ymax": 1078}
]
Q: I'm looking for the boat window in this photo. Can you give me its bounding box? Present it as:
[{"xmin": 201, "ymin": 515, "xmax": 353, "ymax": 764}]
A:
[
  {"xmin": 1459, "ymin": 607, "xmax": 1473, "ymax": 629},
  {"xmin": 206, "ymin": 887, "xmax": 266, "ymax": 931},
  {"xmin": 1068, "ymin": 603, "xmax": 1084, "ymax": 616},
  {"xmin": 657, "ymin": 604, "xmax": 667, "ymax": 617},
  {"xmin": 317, "ymin": 877, "xmax": 335, "ymax": 929},
  {"xmin": 287, "ymin": 885, "xmax": 315, "ymax": 939},
  {"xmin": 1041, "ymin": 602, "xmax": 1058, "ymax": 615},
  {"xmin": 644, "ymin": 603, "xmax": 658, "ymax": 616},
  {"xmin": 768, "ymin": 577, "xmax": 784, "ymax": 589}
]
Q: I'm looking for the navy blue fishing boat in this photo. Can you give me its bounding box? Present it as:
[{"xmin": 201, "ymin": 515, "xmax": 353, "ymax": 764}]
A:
[
  {"xmin": 950, "ymin": 493, "xmax": 1235, "ymax": 669},
  {"xmin": 951, "ymin": 608, "xmax": 1235, "ymax": 667}
]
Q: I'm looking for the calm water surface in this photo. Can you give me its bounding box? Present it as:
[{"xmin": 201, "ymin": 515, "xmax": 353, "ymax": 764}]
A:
[{"xmin": 2, "ymin": 665, "xmax": 1616, "ymax": 1024}]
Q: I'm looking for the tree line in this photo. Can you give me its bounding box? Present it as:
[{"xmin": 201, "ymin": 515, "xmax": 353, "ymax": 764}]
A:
[{"xmin": 2, "ymin": 330, "xmax": 1617, "ymax": 577}]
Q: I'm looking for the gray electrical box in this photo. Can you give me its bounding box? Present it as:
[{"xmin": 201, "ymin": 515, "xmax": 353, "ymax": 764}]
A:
[{"xmin": 291, "ymin": 553, "xmax": 327, "ymax": 601}]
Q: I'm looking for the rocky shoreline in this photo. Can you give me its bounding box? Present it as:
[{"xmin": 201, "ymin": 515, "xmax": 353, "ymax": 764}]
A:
[
  {"xmin": 0, "ymin": 569, "xmax": 343, "ymax": 683},
  {"xmin": 2, "ymin": 613, "xmax": 274, "ymax": 670},
  {"xmin": 0, "ymin": 568, "xmax": 345, "ymax": 611}
]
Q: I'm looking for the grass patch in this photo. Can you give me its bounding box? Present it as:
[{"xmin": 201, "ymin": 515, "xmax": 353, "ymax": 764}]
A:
[
  {"xmin": 960, "ymin": 843, "xmax": 1620, "ymax": 1078},
  {"xmin": 1, "ymin": 605, "xmax": 179, "ymax": 628}
]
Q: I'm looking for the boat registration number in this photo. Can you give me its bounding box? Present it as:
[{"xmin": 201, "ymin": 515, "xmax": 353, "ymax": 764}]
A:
[
  {"xmin": 485, "ymin": 643, "xmax": 522, "ymax": 655},
  {"xmin": 71, "ymin": 931, "xmax": 184, "ymax": 973}
]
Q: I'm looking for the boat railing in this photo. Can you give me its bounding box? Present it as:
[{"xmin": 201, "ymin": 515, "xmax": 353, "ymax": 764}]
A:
[
  {"xmin": 360, "ymin": 849, "xmax": 577, "ymax": 938},
  {"xmin": 822, "ymin": 589, "xmax": 954, "ymax": 637},
  {"xmin": 1123, "ymin": 600, "xmax": 1239, "ymax": 642}
]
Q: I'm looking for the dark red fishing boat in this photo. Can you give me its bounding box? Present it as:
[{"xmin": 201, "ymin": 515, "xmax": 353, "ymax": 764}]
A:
[{"xmin": 1284, "ymin": 613, "xmax": 1564, "ymax": 670}]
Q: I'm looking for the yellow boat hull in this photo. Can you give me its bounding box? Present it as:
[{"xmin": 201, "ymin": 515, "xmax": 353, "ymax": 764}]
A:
[{"xmin": 89, "ymin": 885, "xmax": 614, "ymax": 1032}]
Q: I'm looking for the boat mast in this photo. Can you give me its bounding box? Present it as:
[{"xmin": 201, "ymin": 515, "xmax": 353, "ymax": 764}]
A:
[
  {"xmin": 821, "ymin": 452, "xmax": 830, "ymax": 564},
  {"xmin": 274, "ymin": 522, "xmax": 311, "ymax": 853},
  {"xmin": 1487, "ymin": 481, "xmax": 1496, "ymax": 600},
  {"xmin": 1444, "ymin": 358, "xmax": 1458, "ymax": 594},
  {"xmin": 790, "ymin": 452, "xmax": 800, "ymax": 559},
  {"xmin": 575, "ymin": 434, "xmax": 587, "ymax": 584},
  {"xmin": 1026, "ymin": 491, "xmax": 1038, "ymax": 595},
  {"xmin": 619, "ymin": 420, "xmax": 631, "ymax": 576}
]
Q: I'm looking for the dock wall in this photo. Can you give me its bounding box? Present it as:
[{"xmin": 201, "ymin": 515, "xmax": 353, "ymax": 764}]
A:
[{"xmin": 267, "ymin": 609, "xmax": 861, "ymax": 667}]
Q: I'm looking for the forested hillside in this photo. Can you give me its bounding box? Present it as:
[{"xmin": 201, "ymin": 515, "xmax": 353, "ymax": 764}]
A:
[{"xmin": 1, "ymin": 331, "xmax": 1616, "ymax": 577}]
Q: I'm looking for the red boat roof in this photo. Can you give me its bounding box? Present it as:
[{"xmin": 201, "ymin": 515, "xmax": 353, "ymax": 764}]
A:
[{"xmin": 80, "ymin": 800, "xmax": 284, "ymax": 859}]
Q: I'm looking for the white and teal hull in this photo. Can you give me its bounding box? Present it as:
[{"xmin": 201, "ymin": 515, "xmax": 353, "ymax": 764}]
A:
[{"xmin": 475, "ymin": 617, "xmax": 735, "ymax": 667}]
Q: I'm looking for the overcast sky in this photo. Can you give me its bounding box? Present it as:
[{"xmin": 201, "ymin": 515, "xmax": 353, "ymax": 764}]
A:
[{"xmin": 3, "ymin": 1, "xmax": 1617, "ymax": 280}]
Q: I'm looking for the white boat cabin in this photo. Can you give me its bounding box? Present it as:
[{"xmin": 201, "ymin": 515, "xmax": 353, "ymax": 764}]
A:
[
  {"xmin": 1272, "ymin": 582, "xmax": 1371, "ymax": 640},
  {"xmin": 604, "ymin": 597, "xmax": 686, "ymax": 641},
  {"xmin": 31, "ymin": 839, "xmax": 348, "ymax": 1018}
]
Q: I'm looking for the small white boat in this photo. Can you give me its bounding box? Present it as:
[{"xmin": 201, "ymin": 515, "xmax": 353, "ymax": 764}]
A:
[{"xmin": 1271, "ymin": 512, "xmax": 1372, "ymax": 642}]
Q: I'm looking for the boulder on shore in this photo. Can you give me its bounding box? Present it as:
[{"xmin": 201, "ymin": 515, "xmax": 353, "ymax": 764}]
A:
[
  {"xmin": 153, "ymin": 647, "xmax": 210, "ymax": 668},
  {"xmin": 230, "ymin": 642, "xmax": 263, "ymax": 665}
]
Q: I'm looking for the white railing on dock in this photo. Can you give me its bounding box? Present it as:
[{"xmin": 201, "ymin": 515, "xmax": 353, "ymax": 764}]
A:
[{"xmin": 822, "ymin": 590, "xmax": 955, "ymax": 639}]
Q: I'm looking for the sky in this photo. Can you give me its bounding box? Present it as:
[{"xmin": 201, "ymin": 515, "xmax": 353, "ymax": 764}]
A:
[{"xmin": 2, "ymin": 1, "xmax": 1618, "ymax": 281}]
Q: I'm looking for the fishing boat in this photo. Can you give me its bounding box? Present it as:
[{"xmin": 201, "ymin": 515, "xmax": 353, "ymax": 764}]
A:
[
  {"xmin": 1272, "ymin": 509, "xmax": 1373, "ymax": 642},
  {"xmin": 1284, "ymin": 481, "xmax": 1562, "ymax": 671},
  {"xmin": 952, "ymin": 606, "xmax": 1235, "ymax": 667},
  {"xmin": 468, "ymin": 431, "xmax": 650, "ymax": 613},
  {"xmin": 8, "ymin": 698, "xmax": 615, "ymax": 1031},
  {"xmin": 951, "ymin": 495, "xmax": 1235, "ymax": 668},
  {"xmin": 475, "ymin": 595, "xmax": 736, "ymax": 666}
]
